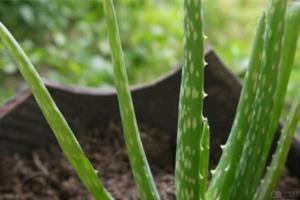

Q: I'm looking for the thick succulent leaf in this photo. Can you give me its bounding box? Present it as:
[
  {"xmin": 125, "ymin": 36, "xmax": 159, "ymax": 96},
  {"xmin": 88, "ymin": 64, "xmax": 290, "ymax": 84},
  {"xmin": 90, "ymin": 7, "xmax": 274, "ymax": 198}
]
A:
[
  {"xmin": 0, "ymin": 23, "xmax": 113, "ymax": 200},
  {"xmin": 256, "ymin": 95, "xmax": 300, "ymax": 200},
  {"xmin": 102, "ymin": 1, "xmax": 160, "ymax": 199},
  {"xmin": 175, "ymin": 0, "xmax": 206, "ymax": 199},
  {"xmin": 231, "ymin": 0, "xmax": 287, "ymax": 199},
  {"xmin": 255, "ymin": 3, "xmax": 300, "ymax": 200},
  {"xmin": 206, "ymin": 13, "xmax": 266, "ymax": 200},
  {"xmin": 259, "ymin": 2, "xmax": 300, "ymax": 182},
  {"xmin": 199, "ymin": 119, "xmax": 210, "ymax": 200}
]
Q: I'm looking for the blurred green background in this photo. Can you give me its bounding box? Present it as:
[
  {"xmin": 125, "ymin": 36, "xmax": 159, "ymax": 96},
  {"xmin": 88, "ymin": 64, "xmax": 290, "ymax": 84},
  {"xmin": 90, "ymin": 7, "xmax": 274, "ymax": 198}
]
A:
[{"xmin": 0, "ymin": 0, "xmax": 299, "ymax": 129}]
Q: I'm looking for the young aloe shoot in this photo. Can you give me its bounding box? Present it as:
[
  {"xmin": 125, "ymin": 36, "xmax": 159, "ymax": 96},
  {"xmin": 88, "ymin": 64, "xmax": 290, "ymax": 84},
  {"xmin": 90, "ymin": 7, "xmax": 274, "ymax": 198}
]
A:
[
  {"xmin": 103, "ymin": 0, "xmax": 160, "ymax": 199},
  {"xmin": 0, "ymin": 23, "xmax": 113, "ymax": 200}
]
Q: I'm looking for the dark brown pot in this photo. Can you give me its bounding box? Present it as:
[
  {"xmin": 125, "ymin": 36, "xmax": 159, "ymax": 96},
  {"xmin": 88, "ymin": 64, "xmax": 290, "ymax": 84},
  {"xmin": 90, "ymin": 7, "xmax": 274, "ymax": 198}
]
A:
[{"xmin": 0, "ymin": 48, "xmax": 299, "ymax": 180}]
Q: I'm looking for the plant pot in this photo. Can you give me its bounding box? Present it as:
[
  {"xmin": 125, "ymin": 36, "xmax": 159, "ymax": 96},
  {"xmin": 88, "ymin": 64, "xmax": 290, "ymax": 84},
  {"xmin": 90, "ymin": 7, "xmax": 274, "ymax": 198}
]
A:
[{"xmin": 0, "ymin": 48, "xmax": 299, "ymax": 199}]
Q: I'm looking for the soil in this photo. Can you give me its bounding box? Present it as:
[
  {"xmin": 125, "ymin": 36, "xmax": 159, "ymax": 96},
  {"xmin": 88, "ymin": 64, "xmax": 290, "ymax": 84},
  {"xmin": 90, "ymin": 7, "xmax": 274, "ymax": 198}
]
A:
[{"xmin": 0, "ymin": 122, "xmax": 299, "ymax": 200}]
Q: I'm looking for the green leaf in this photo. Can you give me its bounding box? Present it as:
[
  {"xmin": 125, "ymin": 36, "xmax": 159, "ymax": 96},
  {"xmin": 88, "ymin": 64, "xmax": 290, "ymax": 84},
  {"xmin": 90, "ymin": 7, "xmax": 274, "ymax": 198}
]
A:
[
  {"xmin": 231, "ymin": 0, "xmax": 287, "ymax": 199},
  {"xmin": 102, "ymin": 1, "xmax": 160, "ymax": 200},
  {"xmin": 255, "ymin": 3, "xmax": 300, "ymax": 199},
  {"xmin": 175, "ymin": 0, "xmax": 206, "ymax": 199},
  {"xmin": 0, "ymin": 23, "xmax": 113, "ymax": 200},
  {"xmin": 259, "ymin": 2, "xmax": 300, "ymax": 182},
  {"xmin": 207, "ymin": 12, "xmax": 266, "ymax": 200},
  {"xmin": 256, "ymin": 95, "xmax": 300, "ymax": 200},
  {"xmin": 199, "ymin": 119, "xmax": 210, "ymax": 200}
]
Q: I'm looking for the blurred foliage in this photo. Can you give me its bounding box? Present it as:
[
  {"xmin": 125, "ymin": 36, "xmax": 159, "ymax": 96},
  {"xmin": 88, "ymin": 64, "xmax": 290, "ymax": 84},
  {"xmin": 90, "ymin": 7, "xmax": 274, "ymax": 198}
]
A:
[
  {"xmin": 0, "ymin": 0, "xmax": 299, "ymax": 112},
  {"xmin": 0, "ymin": 0, "xmax": 183, "ymax": 104},
  {"xmin": 203, "ymin": 0, "xmax": 267, "ymax": 73}
]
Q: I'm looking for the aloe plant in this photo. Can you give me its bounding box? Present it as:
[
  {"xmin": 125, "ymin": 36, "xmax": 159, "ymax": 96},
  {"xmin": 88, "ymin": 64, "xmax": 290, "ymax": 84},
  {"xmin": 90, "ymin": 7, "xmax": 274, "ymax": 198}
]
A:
[
  {"xmin": 208, "ymin": 1, "xmax": 300, "ymax": 200},
  {"xmin": 1, "ymin": 0, "xmax": 300, "ymax": 200},
  {"xmin": 256, "ymin": 4, "xmax": 300, "ymax": 200},
  {"xmin": 207, "ymin": 12, "xmax": 266, "ymax": 200},
  {"xmin": 227, "ymin": 0, "xmax": 287, "ymax": 198},
  {"xmin": 230, "ymin": 1, "xmax": 297, "ymax": 199},
  {"xmin": 261, "ymin": 1, "xmax": 300, "ymax": 177}
]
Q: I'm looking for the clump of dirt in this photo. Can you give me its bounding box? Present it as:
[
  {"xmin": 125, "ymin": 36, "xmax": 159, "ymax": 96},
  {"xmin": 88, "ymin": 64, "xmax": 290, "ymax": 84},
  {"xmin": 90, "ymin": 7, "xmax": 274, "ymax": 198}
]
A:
[{"xmin": 0, "ymin": 122, "xmax": 299, "ymax": 200}]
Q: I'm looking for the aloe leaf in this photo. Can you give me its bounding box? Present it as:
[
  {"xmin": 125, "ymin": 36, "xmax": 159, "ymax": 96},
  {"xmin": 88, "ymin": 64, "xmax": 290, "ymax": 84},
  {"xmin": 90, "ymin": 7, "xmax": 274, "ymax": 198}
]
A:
[
  {"xmin": 256, "ymin": 95, "xmax": 300, "ymax": 200},
  {"xmin": 259, "ymin": 1, "xmax": 300, "ymax": 181},
  {"xmin": 255, "ymin": 4, "xmax": 300, "ymax": 200},
  {"xmin": 0, "ymin": 23, "xmax": 113, "ymax": 200},
  {"xmin": 102, "ymin": 1, "xmax": 160, "ymax": 199},
  {"xmin": 231, "ymin": 0, "xmax": 287, "ymax": 199},
  {"xmin": 199, "ymin": 119, "xmax": 210, "ymax": 200},
  {"xmin": 206, "ymin": 13, "xmax": 266, "ymax": 200},
  {"xmin": 175, "ymin": 0, "xmax": 206, "ymax": 199}
]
